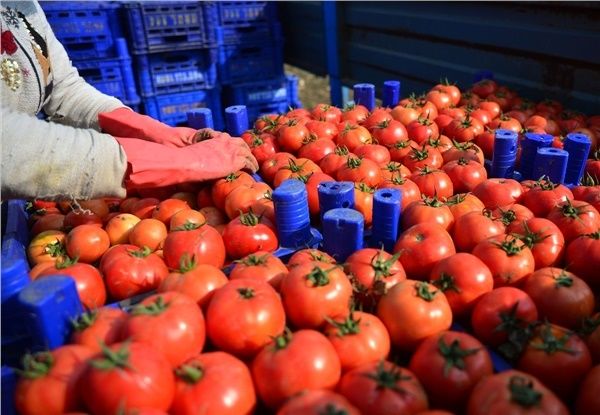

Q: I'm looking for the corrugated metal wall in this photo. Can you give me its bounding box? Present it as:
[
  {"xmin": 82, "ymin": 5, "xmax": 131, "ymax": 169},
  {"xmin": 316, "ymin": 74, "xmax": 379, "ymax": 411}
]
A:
[{"xmin": 280, "ymin": 1, "xmax": 600, "ymax": 113}]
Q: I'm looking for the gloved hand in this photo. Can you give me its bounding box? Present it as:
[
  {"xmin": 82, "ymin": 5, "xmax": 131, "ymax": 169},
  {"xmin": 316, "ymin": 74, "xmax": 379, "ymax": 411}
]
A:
[
  {"xmin": 99, "ymin": 107, "xmax": 199, "ymax": 148},
  {"xmin": 115, "ymin": 135, "xmax": 259, "ymax": 190}
]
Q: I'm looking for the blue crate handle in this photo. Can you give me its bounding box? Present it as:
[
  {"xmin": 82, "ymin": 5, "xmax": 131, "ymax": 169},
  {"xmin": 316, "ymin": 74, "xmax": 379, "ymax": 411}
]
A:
[
  {"xmin": 563, "ymin": 132, "xmax": 592, "ymax": 186},
  {"xmin": 370, "ymin": 188, "xmax": 402, "ymax": 253},
  {"xmin": 318, "ymin": 181, "xmax": 355, "ymax": 222},
  {"xmin": 533, "ymin": 147, "xmax": 569, "ymax": 184},
  {"xmin": 353, "ymin": 83, "xmax": 376, "ymax": 112},
  {"xmin": 272, "ymin": 179, "xmax": 312, "ymax": 249},
  {"xmin": 322, "ymin": 208, "xmax": 365, "ymax": 262},
  {"xmin": 187, "ymin": 108, "xmax": 214, "ymax": 129},
  {"xmin": 520, "ymin": 133, "xmax": 553, "ymax": 180},
  {"xmin": 225, "ymin": 105, "xmax": 249, "ymax": 136},
  {"xmin": 490, "ymin": 129, "xmax": 518, "ymax": 179},
  {"xmin": 382, "ymin": 80, "xmax": 401, "ymax": 108}
]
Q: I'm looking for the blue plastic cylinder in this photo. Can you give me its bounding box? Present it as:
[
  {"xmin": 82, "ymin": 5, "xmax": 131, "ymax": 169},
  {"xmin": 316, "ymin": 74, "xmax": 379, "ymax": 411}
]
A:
[
  {"xmin": 532, "ymin": 147, "xmax": 569, "ymax": 184},
  {"xmin": 490, "ymin": 129, "xmax": 519, "ymax": 178},
  {"xmin": 187, "ymin": 108, "xmax": 214, "ymax": 130},
  {"xmin": 322, "ymin": 208, "xmax": 365, "ymax": 262},
  {"xmin": 563, "ymin": 133, "xmax": 592, "ymax": 186},
  {"xmin": 225, "ymin": 105, "xmax": 249, "ymax": 136},
  {"xmin": 272, "ymin": 179, "xmax": 312, "ymax": 248},
  {"xmin": 115, "ymin": 37, "xmax": 130, "ymax": 58},
  {"xmin": 18, "ymin": 276, "xmax": 83, "ymax": 351},
  {"xmin": 318, "ymin": 181, "xmax": 355, "ymax": 221},
  {"xmin": 1, "ymin": 366, "xmax": 17, "ymax": 415},
  {"xmin": 370, "ymin": 188, "xmax": 402, "ymax": 252},
  {"xmin": 382, "ymin": 81, "xmax": 401, "ymax": 108},
  {"xmin": 353, "ymin": 83, "xmax": 376, "ymax": 112},
  {"xmin": 520, "ymin": 133, "xmax": 553, "ymax": 180}
]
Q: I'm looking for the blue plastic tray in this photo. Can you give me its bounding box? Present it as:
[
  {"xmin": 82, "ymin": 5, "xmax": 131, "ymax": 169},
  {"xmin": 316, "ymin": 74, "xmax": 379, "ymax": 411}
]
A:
[
  {"xmin": 75, "ymin": 56, "xmax": 140, "ymax": 104},
  {"xmin": 217, "ymin": 1, "xmax": 277, "ymax": 26},
  {"xmin": 218, "ymin": 39, "xmax": 284, "ymax": 84},
  {"xmin": 142, "ymin": 88, "xmax": 223, "ymax": 128},
  {"xmin": 124, "ymin": 2, "xmax": 218, "ymax": 53},
  {"xmin": 135, "ymin": 48, "xmax": 218, "ymax": 96},
  {"xmin": 216, "ymin": 21, "xmax": 283, "ymax": 45}
]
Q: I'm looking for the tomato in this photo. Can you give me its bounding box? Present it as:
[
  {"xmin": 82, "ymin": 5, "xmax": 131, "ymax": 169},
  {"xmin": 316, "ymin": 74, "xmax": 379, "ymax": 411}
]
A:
[
  {"xmin": 65, "ymin": 225, "xmax": 110, "ymax": 264},
  {"xmin": 363, "ymin": 108, "xmax": 393, "ymax": 131},
  {"xmin": 281, "ymin": 261, "xmax": 352, "ymax": 329},
  {"xmin": 443, "ymin": 158, "xmax": 487, "ymax": 193},
  {"xmin": 168, "ymin": 209, "xmax": 205, "ymax": 232},
  {"xmin": 229, "ymin": 251, "xmax": 288, "ymax": 290},
  {"xmin": 222, "ymin": 211, "xmax": 278, "ymax": 259},
  {"xmin": 389, "ymin": 139, "xmax": 418, "ymax": 163},
  {"xmin": 319, "ymin": 145, "xmax": 354, "ymax": 177},
  {"xmin": 430, "ymin": 253, "xmax": 493, "ymax": 317},
  {"xmin": 445, "ymin": 193, "xmax": 485, "ymax": 220},
  {"xmin": 377, "ymin": 279, "xmax": 452, "ymax": 350},
  {"xmin": 402, "ymin": 196, "xmax": 454, "ymax": 231},
  {"xmin": 353, "ymin": 143, "xmax": 391, "ymax": 165},
  {"xmin": 198, "ymin": 206, "xmax": 227, "ymax": 228},
  {"xmin": 489, "ymin": 113, "xmax": 522, "ymax": 132},
  {"xmin": 446, "ymin": 116, "xmax": 484, "ymax": 142},
  {"xmin": 547, "ymin": 199, "xmax": 600, "ymax": 242},
  {"xmin": 434, "ymin": 79, "xmax": 462, "ymax": 106},
  {"xmin": 305, "ymin": 119, "xmax": 338, "ymax": 140},
  {"xmin": 425, "ymin": 89, "xmax": 452, "ymax": 110},
  {"xmin": 518, "ymin": 323, "xmax": 592, "ymax": 401},
  {"xmin": 472, "ymin": 235, "xmax": 534, "ymax": 287},
  {"xmin": 170, "ymin": 352, "xmax": 256, "ymax": 415},
  {"xmin": 467, "ymin": 370, "xmax": 569, "ymax": 415},
  {"xmin": 409, "ymin": 167, "xmax": 454, "ymax": 199},
  {"xmin": 337, "ymin": 123, "xmax": 373, "ymax": 151},
  {"xmin": 297, "ymin": 137, "xmax": 336, "ymax": 163},
  {"xmin": 15, "ymin": 346, "xmax": 95, "ymax": 415},
  {"xmin": 473, "ymin": 129, "xmax": 495, "ymax": 160},
  {"xmin": 101, "ymin": 246, "xmax": 168, "ymax": 300},
  {"xmin": 162, "ymin": 222, "xmax": 225, "ymax": 269},
  {"xmin": 349, "ymin": 183, "xmax": 374, "ymax": 227},
  {"xmin": 277, "ymin": 390, "xmax": 360, "ymax": 415},
  {"xmin": 380, "ymin": 161, "xmax": 411, "ymax": 182},
  {"xmin": 460, "ymin": 91, "xmax": 481, "ymax": 107},
  {"xmin": 491, "ymin": 203, "xmax": 535, "ymax": 229},
  {"xmin": 452, "ymin": 211, "xmax": 505, "ymax": 252},
  {"xmin": 342, "ymin": 103, "xmax": 369, "ymax": 124},
  {"xmin": 442, "ymin": 141, "xmax": 485, "ymax": 165},
  {"xmin": 251, "ymin": 329, "xmax": 341, "ymax": 409},
  {"xmin": 391, "ymin": 104, "xmax": 420, "ymax": 126},
  {"xmin": 287, "ymin": 248, "xmax": 336, "ymax": 268},
  {"xmin": 150, "ymin": 199, "xmax": 189, "ymax": 225},
  {"xmin": 379, "ymin": 174, "xmax": 421, "ymax": 210},
  {"xmin": 249, "ymin": 194, "xmax": 276, "ymax": 225},
  {"xmin": 473, "ymin": 178, "xmax": 523, "ymax": 209},
  {"xmin": 30, "ymin": 213, "xmax": 65, "ymax": 236},
  {"xmin": 566, "ymin": 230, "xmax": 600, "ymax": 288},
  {"xmin": 277, "ymin": 119, "xmax": 310, "ymax": 152},
  {"xmin": 520, "ymin": 179, "xmax": 574, "ymax": 217},
  {"xmin": 409, "ymin": 331, "xmax": 493, "ymax": 411},
  {"xmin": 338, "ymin": 361, "xmax": 428, "ymax": 415},
  {"xmin": 273, "ymin": 158, "xmax": 322, "ymax": 188},
  {"xmin": 336, "ymin": 156, "xmax": 382, "ymax": 187},
  {"xmin": 168, "ymin": 191, "xmax": 197, "ymax": 209},
  {"xmin": 70, "ymin": 308, "xmax": 127, "ymax": 353},
  {"xmin": 345, "ymin": 248, "xmax": 406, "ymax": 308},
  {"xmin": 371, "ymin": 118, "xmax": 408, "ymax": 148},
  {"xmin": 469, "ymin": 108, "xmax": 493, "ymax": 126},
  {"xmin": 122, "ymin": 292, "xmax": 205, "ymax": 367},
  {"xmin": 312, "ymin": 103, "xmax": 342, "ymax": 124},
  {"xmin": 131, "ymin": 197, "xmax": 160, "ymax": 219},
  {"xmin": 403, "ymin": 145, "xmax": 443, "ymax": 172},
  {"xmin": 211, "ymin": 171, "xmax": 255, "ymax": 210},
  {"xmin": 79, "ymin": 342, "xmax": 175, "ymax": 414},
  {"xmin": 255, "ymin": 114, "xmax": 285, "ymax": 133},
  {"xmin": 522, "ymin": 267, "xmax": 594, "ymax": 329},
  {"xmin": 471, "ymin": 287, "xmax": 538, "ymax": 348},
  {"xmin": 508, "ymin": 218, "xmax": 565, "ymax": 269},
  {"xmin": 471, "ymin": 80, "xmax": 498, "ymax": 99},
  {"xmin": 36, "ymin": 257, "xmax": 106, "ymax": 309},
  {"xmin": 27, "ymin": 230, "xmax": 66, "ymax": 265},
  {"xmin": 407, "ymin": 117, "xmax": 439, "ymax": 144},
  {"xmin": 303, "ymin": 172, "xmax": 335, "ymax": 216},
  {"xmin": 104, "ymin": 213, "xmax": 140, "ymax": 246},
  {"xmin": 224, "ymin": 181, "xmax": 272, "ymax": 220},
  {"xmin": 575, "ymin": 365, "xmax": 600, "ymax": 415}
]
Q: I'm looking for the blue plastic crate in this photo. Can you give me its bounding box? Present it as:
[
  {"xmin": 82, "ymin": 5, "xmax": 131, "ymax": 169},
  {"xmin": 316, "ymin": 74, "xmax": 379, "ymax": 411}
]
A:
[
  {"xmin": 135, "ymin": 49, "xmax": 218, "ymax": 97},
  {"xmin": 286, "ymin": 74, "xmax": 301, "ymax": 108},
  {"xmin": 224, "ymin": 76, "xmax": 291, "ymax": 108},
  {"xmin": 124, "ymin": 2, "xmax": 218, "ymax": 54},
  {"xmin": 217, "ymin": 1, "xmax": 277, "ymax": 26},
  {"xmin": 41, "ymin": 2, "xmax": 123, "ymax": 59},
  {"xmin": 218, "ymin": 39, "xmax": 284, "ymax": 84},
  {"xmin": 216, "ymin": 21, "xmax": 282, "ymax": 45},
  {"xmin": 75, "ymin": 56, "xmax": 140, "ymax": 104},
  {"xmin": 245, "ymin": 100, "xmax": 290, "ymax": 124},
  {"xmin": 142, "ymin": 89, "xmax": 223, "ymax": 128}
]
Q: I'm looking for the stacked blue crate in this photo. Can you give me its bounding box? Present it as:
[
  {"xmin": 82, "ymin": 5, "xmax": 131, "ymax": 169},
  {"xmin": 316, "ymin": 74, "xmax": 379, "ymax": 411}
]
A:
[
  {"xmin": 124, "ymin": 2, "xmax": 223, "ymax": 129},
  {"xmin": 41, "ymin": 2, "xmax": 141, "ymax": 110}
]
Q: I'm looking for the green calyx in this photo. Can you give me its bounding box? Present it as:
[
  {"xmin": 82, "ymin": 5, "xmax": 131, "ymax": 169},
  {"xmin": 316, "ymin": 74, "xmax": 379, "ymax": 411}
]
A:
[
  {"xmin": 512, "ymin": 222, "xmax": 548, "ymax": 249},
  {"xmin": 128, "ymin": 246, "xmax": 152, "ymax": 258},
  {"xmin": 494, "ymin": 237, "xmax": 524, "ymax": 256},
  {"xmin": 225, "ymin": 172, "xmax": 240, "ymax": 182},
  {"xmin": 326, "ymin": 313, "xmax": 361, "ymax": 336},
  {"xmin": 370, "ymin": 250, "xmax": 402, "ymax": 279},
  {"xmin": 355, "ymin": 182, "xmax": 376, "ymax": 194},
  {"xmin": 530, "ymin": 324, "xmax": 576, "ymax": 355},
  {"xmin": 71, "ymin": 310, "xmax": 99, "ymax": 331},
  {"xmin": 365, "ymin": 361, "xmax": 412, "ymax": 393},
  {"xmin": 45, "ymin": 239, "xmax": 66, "ymax": 258},
  {"xmin": 409, "ymin": 147, "xmax": 429, "ymax": 162},
  {"xmin": 89, "ymin": 342, "xmax": 133, "ymax": 371},
  {"xmin": 237, "ymin": 287, "xmax": 255, "ymax": 299},
  {"xmin": 554, "ymin": 271, "xmax": 573, "ymax": 288},
  {"xmin": 415, "ymin": 282, "xmax": 438, "ymax": 302},
  {"xmin": 334, "ymin": 145, "xmax": 350, "ymax": 156},
  {"xmin": 319, "ymin": 404, "xmax": 349, "ymax": 415},
  {"xmin": 306, "ymin": 266, "xmax": 336, "ymax": 287},
  {"xmin": 18, "ymin": 352, "xmax": 54, "ymax": 379},
  {"xmin": 55, "ymin": 255, "xmax": 79, "ymax": 269},
  {"xmin": 178, "ymin": 253, "xmax": 198, "ymax": 273},
  {"xmin": 273, "ymin": 328, "xmax": 293, "ymax": 350},
  {"xmin": 239, "ymin": 210, "xmax": 261, "ymax": 227},
  {"xmin": 393, "ymin": 140, "xmax": 410, "ymax": 149},
  {"xmin": 235, "ymin": 253, "xmax": 269, "ymax": 267},
  {"xmin": 559, "ymin": 199, "xmax": 585, "ymax": 219},
  {"xmin": 173, "ymin": 221, "xmax": 202, "ymax": 231},
  {"xmin": 421, "ymin": 195, "xmax": 444, "ymax": 208},
  {"xmin": 131, "ymin": 296, "xmax": 170, "ymax": 316},
  {"xmin": 175, "ymin": 362, "xmax": 205, "ymax": 384},
  {"xmin": 346, "ymin": 156, "xmax": 363, "ymax": 169},
  {"xmin": 432, "ymin": 273, "xmax": 461, "ymax": 294},
  {"xmin": 508, "ymin": 376, "xmax": 542, "ymax": 408},
  {"xmin": 437, "ymin": 336, "xmax": 480, "ymax": 377}
]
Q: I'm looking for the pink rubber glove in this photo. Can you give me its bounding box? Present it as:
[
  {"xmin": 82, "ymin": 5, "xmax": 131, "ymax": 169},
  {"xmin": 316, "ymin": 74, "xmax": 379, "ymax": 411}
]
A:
[
  {"xmin": 114, "ymin": 135, "xmax": 259, "ymax": 190},
  {"xmin": 99, "ymin": 107, "xmax": 198, "ymax": 148}
]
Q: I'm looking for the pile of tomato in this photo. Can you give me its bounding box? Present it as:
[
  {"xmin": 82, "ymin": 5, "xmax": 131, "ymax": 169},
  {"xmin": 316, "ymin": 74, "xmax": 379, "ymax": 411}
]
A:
[{"xmin": 16, "ymin": 78, "xmax": 600, "ymax": 415}]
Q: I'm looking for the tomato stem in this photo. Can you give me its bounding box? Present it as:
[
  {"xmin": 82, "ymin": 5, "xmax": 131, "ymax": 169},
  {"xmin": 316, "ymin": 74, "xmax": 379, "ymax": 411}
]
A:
[
  {"xmin": 508, "ymin": 376, "xmax": 542, "ymax": 408},
  {"xmin": 306, "ymin": 266, "xmax": 332, "ymax": 287},
  {"xmin": 128, "ymin": 246, "xmax": 152, "ymax": 258},
  {"xmin": 89, "ymin": 342, "xmax": 133, "ymax": 371},
  {"xmin": 437, "ymin": 336, "xmax": 480, "ymax": 378},
  {"xmin": 71, "ymin": 310, "xmax": 99, "ymax": 331},
  {"xmin": 131, "ymin": 296, "xmax": 169, "ymax": 316},
  {"xmin": 18, "ymin": 352, "xmax": 54, "ymax": 379},
  {"xmin": 175, "ymin": 363, "xmax": 205, "ymax": 384},
  {"xmin": 365, "ymin": 361, "xmax": 412, "ymax": 393},
  {"xmin": 326, "ymin": 313, "xmax": 361, "ymax": 336},
  {"xmin": 530, "ymin": 323, "xmax": 576, "ymax": 355},
  {"xmin": 237, "ymin": 287, "xmax": 255, "ymax": 299},
  {"xmin": 415, "ymin": 282, "xmax": 438, "ymax": 302},
  {"xmin": 431, "ymin": 273, "xmax": 461, "ymax": 294},
  {"xmin": 554, "ymin": 272, "xmax": 573, "ymax": 288}
]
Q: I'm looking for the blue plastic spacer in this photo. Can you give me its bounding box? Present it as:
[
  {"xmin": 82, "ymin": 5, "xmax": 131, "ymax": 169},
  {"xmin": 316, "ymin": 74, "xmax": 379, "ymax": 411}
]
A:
[
  {"xmin": 225, "ymin": 105, "xmax": 249, "ymax": 137},
  {"xmin": 318, "ymin": 181, "xmax": 355, "ymax": 221},
  {"xmin": 353, "ymin": 83, "xmax": 376, "ymax": 112},
  {"xmin": 17, "ymin": 276, "xmax": 84, "ymax": 351},
  {"xmin": 532, "ymin": 147, "xmax": 569, "ymax": 184},
  {"xmin": 187, "ymin": 108, "xmax": 214, "ymax": 130},
  {"xmin": 1, "ymin": 241, "xmax": 31, "ymax": 351},
  {"xmin": 322, "ymin": 208, "xmax": 365, "ymax": 262},
  {"xmin": 115, "ymin": 37, "xmax": 130, "ymax": 59},
  {"xmin": 1, "ymin": 366, "xmax": 17, "ymax": 415},
  {"xmin": 382, "ymin": 80, "xmax": 401, "ymax": 108},
  {"xmin": 370, "ymin": 188, "xmax": 402, "ymax": 252},
  {"xmin": 473, "ymin": 70, "xmax": 495, "ymax": 83},
  {"xmin": 520, "ymin": 133, "xmax": 553, "ymax": 180},
  {"xmin": 490, "ymin": 129, "xmax": 518, "ymax": 179},
  {"xmin": 563, "ymin": 133, "xmax": 592, "ymax": 186},
  {"xmin": 272, "ymin": 179, "xmax": 312, "ymax": 248}
]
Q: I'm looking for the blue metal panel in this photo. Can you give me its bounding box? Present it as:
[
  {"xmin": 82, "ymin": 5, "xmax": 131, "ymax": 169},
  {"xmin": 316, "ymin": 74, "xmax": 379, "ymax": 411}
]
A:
[{"xmin": 323, "ymin": 1, "xmax": 342, "ymax": 107}]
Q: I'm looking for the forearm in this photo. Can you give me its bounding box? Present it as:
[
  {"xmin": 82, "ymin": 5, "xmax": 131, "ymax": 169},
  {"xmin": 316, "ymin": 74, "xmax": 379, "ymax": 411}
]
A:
[{"xmin": 1, "ymin": 106, "xmax": 127, "ymax": 200}]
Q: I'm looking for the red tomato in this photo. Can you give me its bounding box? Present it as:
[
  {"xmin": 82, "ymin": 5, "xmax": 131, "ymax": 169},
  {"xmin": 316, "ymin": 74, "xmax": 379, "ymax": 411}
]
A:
[
  {"xmin": 162, "ymin": 222, "xmax": 225, "ymax": 269},
  {"xmin": 222, "ymin": 211, "xmax": 278, "ymax": 259},
  {"xmin": 170, "ymin": 352, "xmax": 256, "ymax": 415},
  {"xmin": 401, "ymin": 197, "xmax": 455, "ymax": 231},
  {"xmin": 407, "ymin": 117, "xmax": 439, "ymax": 144},
  {"xmin": 248, "ymin": 132, "xmax": 280, "ymax": 164},
  {"xmin": 433, "ymin": 79, "xmax": 461, "ymax": 105},
  {"xmin": 371, "ymin": 119, "xmax": 408, "ymax": 147},
  {"xmin": 472, "ymin": 235, "xmax": 534, "ymax": 287},
  {"xmin": 443, "ymin": 158, "xmax": 488, "ymax": 193},
  {"xmin": 122, "ymin": 292, "xmax": 205, "ymax": 368},
  {"xmin": 211, "ymin": 171, "xmax": 255, "ymax": 210},
  {"xmin": 306, "ymin": 172, "xmax": 335, "ymax": 216},
  {"xmin": 379, "ymin": 174, "xmax": 422, "ymax": 210},
  {"xmin": 391, "ymin": 104, "xmax": 420, "ymax": 126},
  {"xmin": 469, "ymin": 108, "xmax": 493, "ymax": 126},
  {"xmin": 70, "ymin": 308, "xmax": 128, "ymax": 353},
  {"xmin": 319, "ymin": 145, "xmax": 355, "ymax": 177},
  {"xmin": 277, "ymin": 390, "xmax": 360, "ymax": 415},
  {"xmin": 445, "ymin": 193, "xmax": 485, "ymax": 220},
  {"xmin": 489, "ymin": 114, "xmax": 522, "ymax": 132},
  {"xmin": 336, "ymin": 124, "xmax": 373, "ymax": 151},
  {"xmin": 251, "ymin": 330, "xmax": 341, "ymax": 409},
  {"xmin": 312, "ymin": 103, "xmax": 342, "ymax": 124},
  {"xmin": 521, "ymin": 179, "xmax": 574, "ymax": 217},
  {"xmin": 426, "ymin": 89, "xmax": 452, "ymax": 110},
  {"xmin": 198, "ymin": 206, "xmax": 227, "ymax": 228},
  {"xmin": 353, "ymin": 183, "xmax": 375, "ymax": 227},
  {"xmin": 471, "ymin": 287, "xmax": 538, "ymax": 348},
  {"xmin": 473, "ymin": 178, "xmax": 523, "ymax": 209},
  {"xmin": 377, "ymin": 279, "xmax": 452, "ymax": 350},
  {"xmin": 363, "ymin": 108, "xmax": 394, "ymax": 130},
  {"xmin": 152, "ymin": 199, "xmax": 190, "ymax": 225},
  {"xmin": 446, "ymin": 116, "xmax": 484, "ymax": 142},
  {"xmin": 277, "ymin": 119, "xmax": 310, "ymax": 152},
  {"xmin": 474, "ymin": 129, "xmax": 495, "ymax": 160},
  {"xmin": 409, "ymin": 331, "xmax": 493, "ymax": 411},
  {"xmin": 281, "ymin": 261, "xmax": 353, "ymax": 329},
  {"xmin": 452, "ymin": 211, "xmax": 505, "ymax": 252},
  {"xmin": 467, "ymin": 370, "xmax": 569, "ymax": 415},
  {"xmin": 389, "ymin": 139, "xmax": 419, "ymax": 163},
  {"xmin": 575, "ymin": 365, "xmax": 600, "ymax": 415},
  {"xmin": 566, "ymin": 230, "xmax": 600, "ymax": 289},
  {"xmin": 394, "ymin": 223, "xmax": 456, "ymax": 280},
  {"xmin": 471, "ymin": 80, "xmax": 498, "ymax": 99},
  {"xmin": 286, "ymin": 249, "xmax": 336, "ymax": 268},
  {"xmin": 260, "ymin": 152, "xmax": 297, "ymax": 184},
  {"xmin": 442, "ymin": 140, "xmax": 485, "ymax": 165},
  {"xmin": 353, "ymin": 143, "xmax": 391, "ymax": 165},
  {"xmin": 336, "ymin": 156, "xmax": 382, "ymax": 187},
  {"xmin": 403, "ymin": 145, "xmax": 443, "ymax": 171},
  {"xmin": 522, "ymin": 267, "xmax": 594, "ymax": 329},
  {"xmin": 380, "ymin": 161, "xmax": 411, "ymax": 181},
  {"xmin": 30, "ymin": 213, "xmax": 65, "ymax": 236},
  {"xmin": 273, "ymin": 158, "xmax": 322, "ymax": 188},
  {"xmin": 130, "ymin": 197, "xmax": 160, "ymax": 219},
  {"xmin": 459, "ymin": 91, "xmax": 482, "ymax": 107},
  {"xmin": 508, "ymin": 218, "xmax": 565, "ymax": 269},
  {"xmin": 298, "ymin": 137, "xmax": 336, "ymax": 163},
  {"xmin": 229, "ymin": 251, "xmax": 288, "ymax": 290},
  {"xmin": 342, "ymin": 103, "xmax": 369, "ymax": 124},
  {"xmin": 223, "ymin": 181, "xmax": 272, "ymax": 220},
  {"xmin": 518, "ymin": 323, "xmax": 592, "ymax": 401},
  {"xmin": 101, "ymin": 246, "xmax": 169, "ymax": 300},
  {"xmin": 425, "ymin": 134, "xmax": 454, "ymax": 154},
  {"xmin": 15, "ymin": 346, "xmax": 95, "ymax": 415},
  {"xmin": 79, "ymin": 342, "xmax": 175, "ymax": 414},
  {"xmin": 305, "ymin": 120, "xmax": 339, "ymax": 141},
  {"xmin": 547, "ymin": 199, "xmax": 600, "ymax": 243},
  {"xmin": 128, "ymin": 218, "xmax": 167, "ymax": 251},
  {"xmin": 338, "ymin": 361, "xmax": 428, "ymax": 415},
  {"xmin": 410, "ymin": 167, "xmax": 454, "ymax": 199},
  {"xmin": 324, "ymin": 312, "xmax": 390, "ymax": 372},
  {"xmin": 63, "ymin": 209, "xmax": 103, "ymax": 230},
  {"xmin": 491, "ymin": 203, "xmax": 535, "ymax": 229},
  {"xmin": 65, "ymin": 225, "xmax": 110, "ymax": 264}
]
